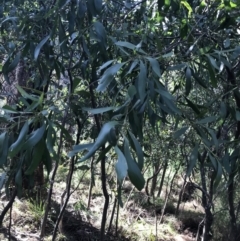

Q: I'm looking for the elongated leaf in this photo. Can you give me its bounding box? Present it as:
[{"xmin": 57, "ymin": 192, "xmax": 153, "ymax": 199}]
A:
[
  {"xmin": 220, "ymin": 102, "xmax": 227, "ymax": 118},
  {"xmin": 93, "ymin": 21, "xmax": 106, "ymax": 48},
  {"xmin": 196, "ymin": 116, "xmax": 217, "ymax": 124},
  {"xmin": 97, "ymin": 63, "xmax": 124, "ymax": 92},
  {"xmin": 146, "ymin": 57, "xmax": 161, "ymax": 77},
  {"xmin": 185, "ymin": 97, "xmax": 201, "ymax": 115},
  {"xmin": 181, "ymin": 0, "xmax": 193, "ymax": 16},
  {"xmin": 115, "ymin": 146, "xmax": 128, "ymax": 183},
  {"xmin": 187, "ymin": 145, "xmax": 198, "ymax": 176},
  {"xmin": 16, "ymin": 85, "xmax": 38, "ymax": 101},
  {"xmin": 79, "ymin": 121, "xmax": 119, "ymax": 162},
  {"xmin": 25, "ymin": 140, "xmax": 45, "ymax": 175},
  {"xmin": 9, "ymin": 122, "xmax": 29, "ymax": 157},
  {"xmin": 185, "ymin": 67, "xmax": 191, "ymax": 96},
  {"xmin": 43, "ymin": 150, "xmax": 52, "ymax": 175},
  {"xmin": 94, "ymin": 0, "xmax": 102, "ymax": 14},
  {"xmin": 173, "ymin": 126, "xmax": 188, "ymax": 139},
  {"xmin": 7, "ymin": 53, "xmax": 21, "ymax": 73},
  {"xmin": 124, "ymin": 137, "xmax": 145, "ymax": 190},
  {"xmin": 206, "ymin": 56, "xmax": 217, "ymax": 87},
  {"xmin": 208, "ymin": 128, "xmax": 218, "ymax": 148},
  {"xmin": 15, "ymin": 168, "xmax": 22, "ymax": 197},
  {"xmin": 128, "ymin": 85, "xmax": 137, "ymax": 98},
  {"xmin": 128, "ymin": 131, "xmax": 143, "ymax": 171},
  {"xmin": 23, "ymin": 123, "xmax": 46, "ymax": 150},
  {"xmin": 115, "ymin": 41, "xmax": 136, "ymax": 50},
  {"xmin": 213, "ymin": 161, "xmax": 222, "ymax": 190},
  {"xmin": 34, "ymin": 35, "xmax": 50, "ymax": 61},
  {"xmin": 46, "ymin": 122, "xmax": 57, "ymax": 157},
  {"xmin": 98, "ymin": 60, "xmax": 114, "ymax": 72},
  {"xmin": 192, "ymin": 71, "xmax": 207, "ymax": 88},
  {"xmin": 1, "ymin": 105, "xmax": 19, "ymax": 113},
  {"xmin": 138, "ymin": 61, "xmax": 147, "ymax": 103},
  {"xmin": 0, "ymin": 172, "xmax": 6, "ymax": 191},
  {"xmin": 78, "ymin": 0, "xmax": 87, "ymax": 18},
  {"xmin": 127, "ymin": 60, "xmax": 138, "ymax": 75},
  {"xmin": 0, "ymin": 133, "xmax": 8, "ymax": 167},
  {"xmin": 68, "ymin": 143, "xmax": 94, "ymax": 157},
  {"xmin": 82, "ymin": 106, "xmax": 115, "ymax": 114}
]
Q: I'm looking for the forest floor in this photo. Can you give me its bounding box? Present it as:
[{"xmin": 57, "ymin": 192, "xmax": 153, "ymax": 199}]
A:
[{"xmin": 0, "ymin": 168, "xmax": 205, "ymax": 241}]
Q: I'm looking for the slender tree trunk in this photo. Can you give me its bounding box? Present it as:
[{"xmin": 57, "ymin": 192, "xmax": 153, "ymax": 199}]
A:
[
  {"xmin": 87, "ymin": 156, "xmax": 95, "ymax": 209},
  {"xmin": 200, "ymin": 152, "xmax": 213, "ymax": 241},
  {"xmin": 89, "ymin": 64, "xmax": 109, "ymax": 241},
  {"xmin": 157, "ymin": 161, "xmax": 167, "ymax": 197},
  {"xmin": 228, "ymin": 180, "xmax": 237, "ymax": 241},
  {"xmin": 0, "ymin": 189, "xmax": 17, "ymax": 227},
  {"xmin": 175, "ymin": 174, "xmax": 187, "ymax": 216}
]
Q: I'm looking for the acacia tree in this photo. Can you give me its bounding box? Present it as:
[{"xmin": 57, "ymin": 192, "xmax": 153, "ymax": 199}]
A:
[{"xmin": 0, "ymin": 0, "xmax": 240, "ymax": 241}]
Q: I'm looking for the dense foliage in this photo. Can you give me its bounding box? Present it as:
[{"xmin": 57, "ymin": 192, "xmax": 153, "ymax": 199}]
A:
[{"xmin": 0, "ymin": 0, "xmax": 240, "ymax": 240}]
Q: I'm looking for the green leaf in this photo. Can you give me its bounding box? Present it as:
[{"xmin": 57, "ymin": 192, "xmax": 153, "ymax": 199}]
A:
[
  {"xmin": 173, "ymin": 127, "xmax": 188, "ymax": 139},
  {"xmin": 185, "ymin": 97, "xmax": 201, "ymax": 115},
  {"xmin": 43, "ymin": 150, "xmax": 52, "ymax": 175},
  {"xmin": 146, "ymin": 57, "xmax": 161, "ymax": 77},
  {"xmin": 7, "ymin": 52, "xmax": 21, "ymax": 73},
  {"xmin": 127, "ymin": 60, "xmax": 138, "ymax": 75},
  {"xmin": 23, "ymin": 123, "xmax": 46, "ymax": 150},
  {"xmin": 82, "ymin": 107, "xmax": 115, "ymax": 114},
  {"xmin": 206, "ymin": 55, "xmax": 219, "ymax": 70},
  {"xmin": 196, "ymin": 116, "xmax": 217, "ymax": 124},
  {"xmin": 209, "ymin": 154, "xmax": 217, "ymax": 171},
  {"xmin": 128, "ymin": 85, "xmax": 137, "ymax": 98},
  {"xmin": 0, "ymin": 172, "xmax": 6, "ymax": 191},
  {"xmin": 15, "ymin": 168, "xmax": 23, "ymax": 197},
  {"xmin": 97, "ymin": 63, "xmax": 124, "ymax": 92},
  {"xmin": 236, "ymin": 110, "xmax": 240, "ymax": 121},
  {"xmin": 1, "ymin": 105, "xmax": 19, "ymax": 114},
  {"xmin": 25, "ymin": 140, "xmax": 45, "ymax": 175},
  {"xmin": 213, "ymin": 161, "xmax": 222, "ymax": 190},
  {"xmin": 138, "ymin": 61, "xmax": 147, "ymax": 103},
  {"xmin": 78, "ymin": 0, "xmax": 87, "ymax": 18},
  {"xmin": 73, "ymin": 77, "xmax": 82, "ymax": 91},
  {"xmin": 34, "ymin": 35, "xmax": 50, "ymax": 61},
  {"xmin": 181, "ymin": 0, "xmax": 193, "ymax": 16},
  {"xmin": 187, "ymin": 145, "xmax": 198, "ymax": 176},
  {"xmin": 114, "ymin": 146, "xmax": 128, "ymax": 183},
  {"xmin": 220, "ymin": 102, "xmax": 227, "ymax": 118},
  {"xmin": 94, "ymin": 0, "xmax": 102, "ymax": 14},
  {"xmin": 206, "ymin": 56, "xmax": 217, "ymax": 87},
  {"xmin": 79, "ymin": 121, "xmax": 119, "ymax": 162},
  {"xmin": 124, "ymin": 137, "xmax": 145, "ymax": 190},
  {"xmin": 208, "ymin": 128, "xmax": 219, "ymax": 148},
  {"xmin": 192, "ymin": 71, "xmax": 207, "ymax": 88},
  {"xmin": 98, "ymin": 60, "xmax": 114, "ymax": 72},
  {"xmin": 128, "ymin": 131, "xmax": 144, "ymax": 171},
  {"xmin": 185, "ymin": 67, "xmax": 191, "ymax": 96},
  {"xmin": 16, "ymin": 85, "xmax": 38, "ymax": 101},
  {"xmin": 9, "ymin": 122, "xmax": 29, "ymax": 157},
  {"xmin": 68, "ymin": 143, "xmax": 94, "ymax": 157},
  {"xmin": 93, "ymin": 21, "xmax": 107, "ymax": 48},
  {"xmin": 46, "ymin": 121, "xmax": 57, "ymax": 157},
  {"xmin": 0, "ymin": 133, "xmax": 8, "ymax": 167},
  {"xmin": 115, "ymin": 41, "xmax": 136, "ymax": 50}
]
